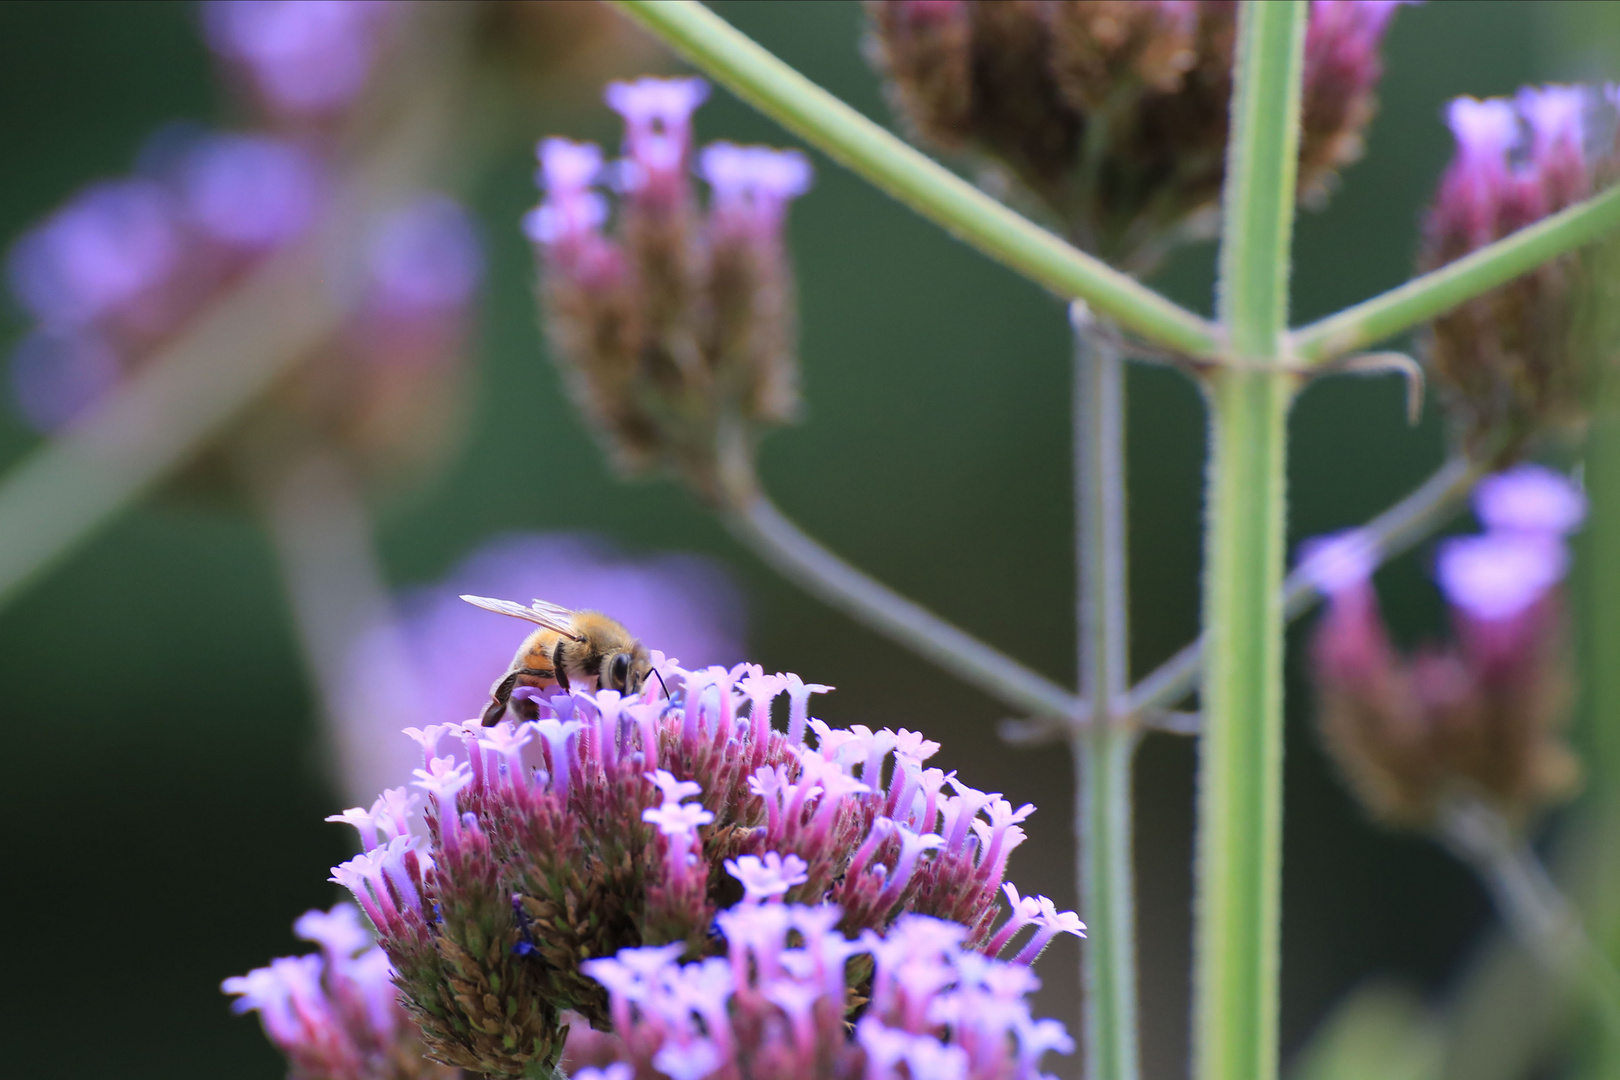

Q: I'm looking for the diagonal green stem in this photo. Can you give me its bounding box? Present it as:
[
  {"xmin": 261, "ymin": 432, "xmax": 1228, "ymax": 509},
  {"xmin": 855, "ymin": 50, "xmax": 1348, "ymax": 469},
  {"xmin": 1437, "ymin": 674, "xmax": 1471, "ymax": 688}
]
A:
[
  {"xmin": 720, "ymin": 480, "xmax": 1081, "ymax": 721},
  {"xmin": 1195, "ymin": 6, "xmax": 1306, "ymax": 1080},
  {"xmin": 1072, "ymin": 313, "xmax": 1139, "ymax": 1080},
  {"xmin": 1292, "ymin": 183, "xmax": 1620, "ymax": 363},
  {"xmin": 608, "ymin": 0, "xmax": 1218, "ymax": 357}
]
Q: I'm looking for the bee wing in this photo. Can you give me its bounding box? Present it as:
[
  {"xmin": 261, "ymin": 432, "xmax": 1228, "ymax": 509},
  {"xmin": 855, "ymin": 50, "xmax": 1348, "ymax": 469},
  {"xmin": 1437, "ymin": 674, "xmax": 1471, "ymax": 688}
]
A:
[{"xmin": 460, "ymin": 594, "xmax": 582, "ymax": 638}]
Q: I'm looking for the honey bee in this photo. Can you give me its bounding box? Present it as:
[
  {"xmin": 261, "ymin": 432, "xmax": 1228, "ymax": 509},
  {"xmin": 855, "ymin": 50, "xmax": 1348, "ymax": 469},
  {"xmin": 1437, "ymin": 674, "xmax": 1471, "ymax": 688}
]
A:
[{"xmin": 461, "ymin": 595, "xmax": 655, "ymax": 725}]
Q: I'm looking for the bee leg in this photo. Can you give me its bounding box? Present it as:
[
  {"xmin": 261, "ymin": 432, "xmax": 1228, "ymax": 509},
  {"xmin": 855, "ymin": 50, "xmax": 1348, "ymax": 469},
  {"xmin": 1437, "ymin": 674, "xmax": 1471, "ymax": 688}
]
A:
[
  {"xmin": 482, "ymin": 671, "xmax": 521, "ymax": 726},
  {"xmin": 551, "ymin": 639, "xmax": 572, "ymax": 692}
]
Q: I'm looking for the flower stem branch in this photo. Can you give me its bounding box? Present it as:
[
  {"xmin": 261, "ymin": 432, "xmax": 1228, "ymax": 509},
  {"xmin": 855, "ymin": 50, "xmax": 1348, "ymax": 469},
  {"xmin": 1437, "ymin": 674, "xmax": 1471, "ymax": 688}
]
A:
[
  {"xmin": 241, "ymin": 439, "xmax": 424, "ymax": 809},
  {"xmin": 1292, "ymin": 183, "xmax": 1620, "ymax": 363},
  {"xmin": 1072, "ymin": 312, "xmax": 1141, "ymax": 1080},
  {"xmin": 608, "ymin": 0, "xmax": 1219, "ymax": 356},
  {"xmin": 1439, "ymin": 799, "xmax": 1620, "ymax": 1047},
  {"xmin": 1129, "ymin": 453, "xmax": 1482, "ymax": 715},
  {"xmin": 1194, "ymin": 6, "xmax": 1307, "ymax": 1080},
  {"xmin": 719, "ymin": 477, "xmax": 1081, "ymax": 721},
  {"xmin": 1003, "ymin": 453, "xmax": 1480, "ymax": 747}
]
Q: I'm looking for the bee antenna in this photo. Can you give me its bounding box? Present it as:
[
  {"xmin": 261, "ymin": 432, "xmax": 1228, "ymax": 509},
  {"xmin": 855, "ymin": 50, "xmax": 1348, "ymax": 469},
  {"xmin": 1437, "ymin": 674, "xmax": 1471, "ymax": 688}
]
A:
[{"xmin": 651, "ymin": 668, "xmax": 669, "ymax": 699}]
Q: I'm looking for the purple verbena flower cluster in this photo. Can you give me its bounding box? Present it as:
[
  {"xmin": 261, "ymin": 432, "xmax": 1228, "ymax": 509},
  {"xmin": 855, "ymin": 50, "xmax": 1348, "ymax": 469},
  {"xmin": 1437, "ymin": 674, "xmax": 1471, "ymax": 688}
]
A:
[
  {"xmin": 570, "ymin": 904, "xmax": 1074, "ymax": 1080},
  {"xmin": 323, "ymin": 658, "xmax": 1080, "ymax": 1077},
  {"xmin": 864, "ymin": 0, "xmax": 1412, "ymax": 266},
  {"xmin": 527, "ymin": 78, "xmax": 811, "ymax": 500},
  {"xmin": 1420, "ymin": 84, "xmax": 1620, "ymax": 456},
  {"xmin": 223, "ymin": 903, "xmax": 459, "ymax": 1080},
  {"xmin": 1303, "ymin": 465, "xmax": 1585, "ymax": 827}
]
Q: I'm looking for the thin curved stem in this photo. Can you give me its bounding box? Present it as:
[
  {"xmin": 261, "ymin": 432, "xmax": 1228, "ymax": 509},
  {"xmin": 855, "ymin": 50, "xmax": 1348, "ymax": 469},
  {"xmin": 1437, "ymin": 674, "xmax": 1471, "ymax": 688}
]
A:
[
  {"xmin": 1128, "ymin": 453, "xmax": 1481, "ymax": 716},
  {"xmin": 1439, "ymin": 800, "xmax": 1620, "ymax": 1047},
  {"xmin": 608, "ymin": 0, "xmax": 1219, "ymax": 357},
  {"xmin": 1004, "ymin": 453, "xmax": 1481, "ymax": 747},
  {"xmin": 1073, "ymin": 317, "xmax": 1141, "ymax": 1080},
  {"xmin": 721, "ymin": 488, "xmax": 1081, "ymax": 721}
]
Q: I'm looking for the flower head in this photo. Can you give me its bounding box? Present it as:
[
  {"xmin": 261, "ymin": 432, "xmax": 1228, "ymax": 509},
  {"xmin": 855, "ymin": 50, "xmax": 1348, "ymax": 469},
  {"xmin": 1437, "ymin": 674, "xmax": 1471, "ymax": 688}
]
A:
[
  {"xmin": 325, "ymin": 653, "xmax": 1072, "ymax": 1076},
  {"xmin": 1305, "ymin": 466, "xmax": 1582, "ymax": 828},
  {"xmin": 865, "ymin": 0, "xmax": 1412, "ymax": 267},
  {"xmin": 1419, "ymin": 84, "xmax": 1620, "ymax": 456},
  {"xmin": 529, "ymin": 78, "xmax": 814, "ymax": 499}
]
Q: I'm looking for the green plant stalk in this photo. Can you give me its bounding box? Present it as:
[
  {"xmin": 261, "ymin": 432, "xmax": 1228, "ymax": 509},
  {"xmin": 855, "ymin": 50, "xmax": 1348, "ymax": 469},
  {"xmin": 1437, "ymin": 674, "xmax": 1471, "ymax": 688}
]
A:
[
  {"xmin": 609, "ymin": 0, "xmax": 1218, "ymax": 357},
  {"xmin": 1073, "ymin": 317, "xmax": 1139, "ymax": 1080},
  {"xmin": 1195, "ymin": 5, "xmax": 1306, "ymax": 1080},
  {"xmin": 1293, "ymin": 183, "xmax": 1620, "ymax": 363}
]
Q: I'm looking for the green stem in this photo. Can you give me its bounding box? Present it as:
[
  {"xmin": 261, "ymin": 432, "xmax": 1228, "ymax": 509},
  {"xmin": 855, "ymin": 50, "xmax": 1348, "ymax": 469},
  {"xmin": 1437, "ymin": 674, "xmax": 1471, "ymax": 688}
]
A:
[
  {"xmin": 1195, "ymin": 6, "xmax": 1306, "ymax": 1080},
  {"xmin": 1292, "ymin": 183, "xmax": 1620, "ymax": 363},
  {"xmin": 608, "ymin": 0, "xmax": 1218, "ymax": 357},
  {"xmin": 1073, "ymin": 314, "xmax": 1140, "ymax": 1080},
  {"xmin": 721, "ymin": 484, "xmax": 1081, "ymax": 720}
]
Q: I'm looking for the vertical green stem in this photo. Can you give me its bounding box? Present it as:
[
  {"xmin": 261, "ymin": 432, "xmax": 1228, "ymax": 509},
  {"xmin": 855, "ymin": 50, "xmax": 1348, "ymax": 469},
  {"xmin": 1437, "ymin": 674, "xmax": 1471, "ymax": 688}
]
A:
[
  {"xmin": 1073, "ymin": 312, "xmax": 1140, "ymax": 1080},
  {"xmin": 1195, "ymin": 5, "xmax": 1307, "ymax": 1080}
]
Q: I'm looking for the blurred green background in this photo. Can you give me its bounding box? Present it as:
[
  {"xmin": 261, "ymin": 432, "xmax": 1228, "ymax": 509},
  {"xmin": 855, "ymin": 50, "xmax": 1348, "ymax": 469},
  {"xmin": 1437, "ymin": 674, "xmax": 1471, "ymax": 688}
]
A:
[{"xmin": 1, "ymin": 2, "xmax": 1615, "ymax": 1077}]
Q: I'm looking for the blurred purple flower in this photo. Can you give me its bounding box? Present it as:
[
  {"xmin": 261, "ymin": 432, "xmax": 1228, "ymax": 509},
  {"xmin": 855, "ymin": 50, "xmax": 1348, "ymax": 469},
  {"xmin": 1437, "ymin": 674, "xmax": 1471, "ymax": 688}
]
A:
[
  {"xmin": 7, "ymin": 178, "xmax": 181, "ymax": 330},
  {"xmin": 1304, "ymin": 464, "xmax": 1582, "ymax": 827},
  {"xmin": 359, "ymin": 195, "xmax": 482, "ymax": 317},
  {"xmin": 4, "ymin": 125, "xmax": 480, "ymax": 455},
  {"xmin": 203, "ymin": 0, "xmax": 399, "ymax": 122},
  {"xmin": 1419, "ymin": 83, "xmax": 1620, "ymax": 452},
  {"xmin": 7, "ymin": 330, "xmax": 121, "ymax": 432},
  {"xmin": 178, "ymin": 133, "xmax": 323, "ymax": 250},
  {"xmin": 1473, "ymin": 464, "xmax": 1587, "ymax": 536},
  {"xmin": 1436, "ymin": 531, "xmax": 1568, "ymax": 623},
  {"xmin": 335, "ymin": 532, "xmax": 745, "ymax": 805}
]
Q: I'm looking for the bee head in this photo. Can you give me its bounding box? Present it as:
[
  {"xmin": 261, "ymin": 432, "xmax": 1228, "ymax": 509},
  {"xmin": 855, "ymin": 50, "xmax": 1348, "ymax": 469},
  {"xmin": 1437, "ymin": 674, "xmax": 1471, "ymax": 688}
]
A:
[{"xmin": 604, "ymin": 642, "xmax": 654, "ymax": 695}]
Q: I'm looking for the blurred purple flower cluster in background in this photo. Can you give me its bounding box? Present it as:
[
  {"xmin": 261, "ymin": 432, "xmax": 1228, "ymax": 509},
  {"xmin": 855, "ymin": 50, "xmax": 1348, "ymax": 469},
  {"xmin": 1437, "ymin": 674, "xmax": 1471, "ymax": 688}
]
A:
[
  {"xmin": 4, "ymin": 0, "xmax": 480, "ymax": 482},
  {"xmin": 204, "ymin": 0, "xmax": 401, "ymax": 129},
  {"xmin": 1304, "ymin": 465, "xmax": 1586, "ymax": 827}
]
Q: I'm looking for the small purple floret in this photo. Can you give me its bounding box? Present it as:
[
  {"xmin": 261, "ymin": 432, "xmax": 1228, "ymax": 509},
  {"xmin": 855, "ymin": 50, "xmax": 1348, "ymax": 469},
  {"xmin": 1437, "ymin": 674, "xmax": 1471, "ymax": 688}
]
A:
[
  {"xmin": 1436, "ymin": 532, "xmax": 1568, "ymax": 621},
  {"xmin": 1473, "ymin": 465, "xmax": 1586, "ymax": 536}
]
